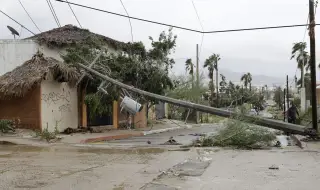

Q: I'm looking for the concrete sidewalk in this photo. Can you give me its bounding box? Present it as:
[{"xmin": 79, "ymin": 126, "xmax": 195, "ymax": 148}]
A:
[
  {"xmin": 1, "ymin": 119, "xmax": 193, "ymax": 145},
  {"xmin": 79, "ymin": 119, "xmax": 190, "ymax": 143}
]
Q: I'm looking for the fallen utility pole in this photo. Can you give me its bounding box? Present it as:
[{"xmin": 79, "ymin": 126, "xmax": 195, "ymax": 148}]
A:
[
  {"xmin": 309, "ymin": 0, "xmax": 318, "ymax": 132},
  {"xmin": 75, "ymin": 62, "xmax": 314, "ymax": 136}
]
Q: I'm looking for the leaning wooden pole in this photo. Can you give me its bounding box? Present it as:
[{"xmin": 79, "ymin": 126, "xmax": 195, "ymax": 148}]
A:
[{"xmin": 75, "ymin": 62, "xmax": 312, "ymax": 135}]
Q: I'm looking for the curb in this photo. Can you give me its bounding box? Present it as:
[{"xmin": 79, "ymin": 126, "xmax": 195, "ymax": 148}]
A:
[
  {"xmin": 142, "ymin": 127, "xmax": 181, "ymax": 135},
  {"xmin": 81, "ymin": 133, "xmax": 144, "ymax": 143},
  {"xmin": 81, "ymin": 126, "xmax": 182, "ymax": 144}
]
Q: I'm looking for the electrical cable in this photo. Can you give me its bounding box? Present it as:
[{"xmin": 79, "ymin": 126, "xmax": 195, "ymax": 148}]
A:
[
  {"xmin": 49, "ymin": 0, "xmax": 61, "ymax": 27},
  {"xmin": 119, "ymin": 0, "xmax": 134, "ymax": 42},
  {"xmin": 65, "ymin": 0, "xmax": 82, "ymax": 28},
  {"xmin": 55, "ymin": 0, "xmax": 320, "ymax": 34},
  {"xmin": 46, "ymin": 0, "xmax": 61, "ymax": 27},
  {"xmin": 0, "ymin": 9, "xmax": 36, "ymax": 35},
  {"xmin": 191, "ymin": 0, "xmax": 204, "ymax": 71},
  {"xmin": 18, "ymin": 0, "xmax": 41, "ymax": 32}
]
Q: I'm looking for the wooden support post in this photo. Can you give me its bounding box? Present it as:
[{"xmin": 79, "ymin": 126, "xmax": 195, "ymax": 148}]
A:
[{"xmin": 113, "ymin": 100, "xmax": 119, "ymax": 129}]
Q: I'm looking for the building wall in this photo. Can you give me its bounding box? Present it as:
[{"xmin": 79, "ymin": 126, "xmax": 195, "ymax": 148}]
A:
[
  {"xmin": 41, "ymin": 80, "xmax": 78, "ymax": 132},
  {"xmin": 133, "ymin": 104, "xmax": 147, "ymax": 128},
  {"xmin": 0, "ymin": 40, "xmax": 38, "ymax": 75},
  {"xmin": 0, "ymin": 39, "xmax": 117, "ymax": 75},
  {"xmin": 317, "ymin": 89, "xmax": 320, "ymax": 105},
  {"xmin": 118, "ymin": 102, "xmax": 148, "ymax": 128},
  {"xmin": 0, "ymin": 87, "xmax": 41, "ymax": 130}
]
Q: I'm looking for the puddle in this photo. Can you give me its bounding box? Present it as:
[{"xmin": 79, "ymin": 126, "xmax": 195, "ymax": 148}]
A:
[{"xmin": 0, "ymin": 141, "xmax": 18, "ymax": 145}]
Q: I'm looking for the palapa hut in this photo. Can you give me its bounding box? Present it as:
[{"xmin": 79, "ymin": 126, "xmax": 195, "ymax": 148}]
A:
[{"xmin": 0, "ymin": 52, "xmax": 86, "ymax": 132}]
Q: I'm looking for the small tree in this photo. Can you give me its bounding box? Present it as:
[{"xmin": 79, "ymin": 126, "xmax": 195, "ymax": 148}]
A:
[{"xmin": 273, "ymin": 87, "xmax": 284, "ymax": 109}]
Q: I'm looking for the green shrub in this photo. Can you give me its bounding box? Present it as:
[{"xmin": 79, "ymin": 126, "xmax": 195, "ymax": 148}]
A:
[{"xmin": 0, "ymin": 119, "xmax": 15, "ymax": 133}]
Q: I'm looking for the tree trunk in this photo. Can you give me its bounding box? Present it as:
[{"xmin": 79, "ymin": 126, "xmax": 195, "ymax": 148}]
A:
[
  {"xmin": 216, "ymin": 70, "xmax": 219, "ymax": 106},
  {"xmin": 191, "ymin": 73, "xmax": 194, "ymax": 89}
]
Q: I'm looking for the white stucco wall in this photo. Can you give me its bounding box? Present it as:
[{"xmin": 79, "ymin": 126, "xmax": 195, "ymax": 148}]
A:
[
  {"xmin": 0, "ymin": 40, "xmax": 38, "ymax": 76},
  {"xmin": 0, "ymin": 40, "xmax": 64, "ymax": 75},
  {"xmin": 41, "ymin": 80, "xmax": 78, "ymax": 132},
  {"xmin": 0, "ymin": 39, "xmax": 118, "ymax": 76}
]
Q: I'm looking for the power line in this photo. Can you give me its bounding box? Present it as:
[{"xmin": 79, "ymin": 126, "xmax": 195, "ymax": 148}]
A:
[
  {"xmin": 65, "ymin": 0, "xmax": 82, "ymax": 28},
  {"xmin": 55, "ymin": 0, "xmax": 320, "ymax": 34},
  {"xmin": 191, "ymin": 0, "xmax": 204, "ymax": 32},
  {"xmin": 119, "ymin": 0, "xmax": 134, "ymax": 42},
  {"xmin": 49, "ymin": 0, "xmax": 61, "ymax": 27},
  {"xmin": 46, "ymin": 0, "xmax": 61, "ymax": 27},
  {"xmin": 191, "ymin": 0, "xmax": 204, "ymax": 63},
  {"xmin": 0, "ymin": 9, "xmax": 36, "ymax": 35},
  {"xmin": 18, "ymin": 0, "xmax": 41, "ymax": 32}
]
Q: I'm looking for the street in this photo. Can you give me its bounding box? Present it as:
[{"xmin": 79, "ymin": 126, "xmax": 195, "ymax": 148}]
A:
[{"xmin": 1, "ymin": 124, "xmax": 320, "ymax": 190}]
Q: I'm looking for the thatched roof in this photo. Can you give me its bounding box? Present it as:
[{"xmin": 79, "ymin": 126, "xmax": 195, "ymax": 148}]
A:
[
  {"xmin": 26, "ymin": 24, "xmax": 127, "ymax": 49},
  {"xmin": 0, "ymin": 52, "xmax": 80, "ymax": 99}
]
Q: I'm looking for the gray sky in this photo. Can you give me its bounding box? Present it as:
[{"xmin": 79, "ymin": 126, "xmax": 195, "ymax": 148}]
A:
[{"xmin": 1, "ymin": 0, "xmax": 319, "ymax": 82}]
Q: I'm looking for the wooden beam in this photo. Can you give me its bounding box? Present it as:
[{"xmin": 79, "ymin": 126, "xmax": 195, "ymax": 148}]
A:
[{"xmin": 113, "ymin": 100, "xmax": 119, "ymax": 129}]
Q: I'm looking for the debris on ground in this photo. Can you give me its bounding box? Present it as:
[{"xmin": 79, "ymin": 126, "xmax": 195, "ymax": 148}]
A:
[
  {"xmin": 189, "ymin": 133, "xmax": 205, "ymax": 136},
  {"xmin": 147, "ymin": 140, "xmax": 151, "ymax": 144},
  {"xmin": 63, "ymin": 127, "xmax": 87, "ymax": 134},
  {"xmin": 161, "ymin": 137, "xmax": 182, "ymax": 145},
  {"xmin": 269, "ymin": 165, "xmax": 279, "ymax": 170},
  {"xmin": 199, "ymin": 118, "xmax": 276, "ymax": 149}
]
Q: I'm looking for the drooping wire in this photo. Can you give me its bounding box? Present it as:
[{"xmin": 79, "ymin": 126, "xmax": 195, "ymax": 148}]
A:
[
  {"xmin": 55, "ymin": 0, "xmax": 320, "ymax": 34},
  {"xmin": 46, "ymin": 0, "xmax": 61, "ymax": 27},
  {"xmin": 18, "ymin": 0, "xmax": 41, "ymax": 32},
  {"xmin": 191, "ymin": 0, "xmax": 204, "ymax": 64},
  {"xmin": 0, "ymin": 9, "xmax": 36, "ymax": 35},
  {"xmin": 119, "ymin": 0, "xmax": 134, "ymax": 42},
  {"xmin": 65, "ymin": 0, "xmax": 82, "ymax": 28}
]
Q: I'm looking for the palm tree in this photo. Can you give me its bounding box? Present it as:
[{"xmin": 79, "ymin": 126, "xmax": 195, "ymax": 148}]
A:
[
  {"xmin": 247, "ymin": 73, "xmax": 252, "ymax": 91},
  {"xmin": 204, "ymin": 57, "xmax": 215, "ymax": 102},
  {"xmin": 291, "ymin": 42, "xmax": 310, "ymax": 88},
  {"xmin": 185, "ymin": 58, "xmax": 194, "ymax": 88},
  {"xmin": 204, "ymin": 54, "xmax": 221, "ymax": 103},
  {"xmin": 241, "ymin": 72, "xmax": 252, "ymax": 91}
]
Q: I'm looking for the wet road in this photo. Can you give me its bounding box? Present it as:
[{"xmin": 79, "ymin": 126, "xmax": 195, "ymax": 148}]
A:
[
  {"xmin": 105, "ymin": 124, "xmax": 223, "ymax": 147},
  {"xmin": 2, "ymin": 123, "xmax": 320, "ymax": 190}
]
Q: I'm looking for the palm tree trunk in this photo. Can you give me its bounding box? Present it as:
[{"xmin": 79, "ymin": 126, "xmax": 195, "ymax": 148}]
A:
[
  {"xmin": 216, "ymin": 70, "xmax": 219, "ymax": 106},
  {"xmin": 191, "ymin": 73, "xmax": 194, "ymax": 89}
]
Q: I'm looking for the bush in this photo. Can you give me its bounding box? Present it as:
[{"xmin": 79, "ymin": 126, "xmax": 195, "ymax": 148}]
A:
[
  {"xmin": 0, "ymin": 119, "xmax": 15, "ymax": 133},
  {"xmin": 34, "ymin": 126, "xmax": 59, "ymax": 142}
]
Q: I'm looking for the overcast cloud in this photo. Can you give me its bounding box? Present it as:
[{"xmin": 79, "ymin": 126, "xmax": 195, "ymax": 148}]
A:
[{"xmin": 1, "ymin": 0, "xmax": 320, "ymax": 82}]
